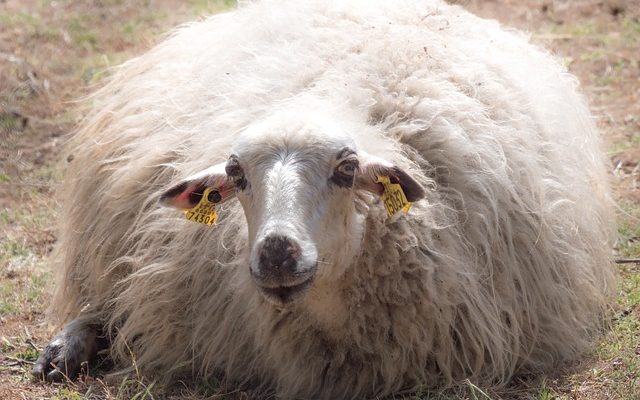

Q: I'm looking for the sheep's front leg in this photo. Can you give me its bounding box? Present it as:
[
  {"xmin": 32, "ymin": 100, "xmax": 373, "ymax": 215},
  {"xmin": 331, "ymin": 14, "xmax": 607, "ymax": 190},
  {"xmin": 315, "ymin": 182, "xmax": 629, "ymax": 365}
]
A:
[{"xmin": 32, "ymin": 318, "xmax": 105, "ymax": 382}]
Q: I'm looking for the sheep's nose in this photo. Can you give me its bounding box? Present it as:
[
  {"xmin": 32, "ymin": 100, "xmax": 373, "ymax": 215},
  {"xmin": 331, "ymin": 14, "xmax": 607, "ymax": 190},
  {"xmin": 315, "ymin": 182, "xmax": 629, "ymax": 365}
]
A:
[{"xmin": 256, "ymin": 235, "xmax": 301, "ymax": 279}]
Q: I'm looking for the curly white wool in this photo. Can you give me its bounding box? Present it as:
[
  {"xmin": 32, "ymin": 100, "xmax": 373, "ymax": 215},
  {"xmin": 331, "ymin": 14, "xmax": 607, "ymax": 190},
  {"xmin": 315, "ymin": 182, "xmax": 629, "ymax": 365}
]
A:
[{"xmin": 50, "ymin": 0, "xmax": 615, "ymax": 398}]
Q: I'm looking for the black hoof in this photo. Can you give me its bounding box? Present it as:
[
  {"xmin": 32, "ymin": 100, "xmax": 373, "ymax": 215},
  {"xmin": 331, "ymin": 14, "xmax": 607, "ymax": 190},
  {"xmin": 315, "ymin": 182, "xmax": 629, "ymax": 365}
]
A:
[{"xmin": 32, "ymin": 319, "xmax": 101, "ymax": 383}]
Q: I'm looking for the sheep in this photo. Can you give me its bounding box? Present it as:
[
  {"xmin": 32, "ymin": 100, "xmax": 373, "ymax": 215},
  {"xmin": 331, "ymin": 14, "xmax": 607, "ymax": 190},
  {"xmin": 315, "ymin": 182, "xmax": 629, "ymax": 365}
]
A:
[{"xmin": 33, "ymin": 0, "xmax": 616, "ymax": 398}]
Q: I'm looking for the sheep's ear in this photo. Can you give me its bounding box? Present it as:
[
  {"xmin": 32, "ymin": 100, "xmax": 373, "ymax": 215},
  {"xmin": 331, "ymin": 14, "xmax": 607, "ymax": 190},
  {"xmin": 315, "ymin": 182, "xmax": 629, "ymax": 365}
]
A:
[
  {"xmin": 355, "ymin": 155, "xmax": 425, "ymax": 202},
  {"xmin": 160, "ymin": 162, "xmax": 236, "ymax": 209}
]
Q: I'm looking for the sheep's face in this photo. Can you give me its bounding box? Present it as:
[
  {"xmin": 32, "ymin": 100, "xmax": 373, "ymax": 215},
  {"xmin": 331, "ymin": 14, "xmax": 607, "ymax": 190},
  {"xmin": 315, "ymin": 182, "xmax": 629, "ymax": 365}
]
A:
[{"xmin": 161, "ymin": 112, "xmax": 424, "ymax": 306}]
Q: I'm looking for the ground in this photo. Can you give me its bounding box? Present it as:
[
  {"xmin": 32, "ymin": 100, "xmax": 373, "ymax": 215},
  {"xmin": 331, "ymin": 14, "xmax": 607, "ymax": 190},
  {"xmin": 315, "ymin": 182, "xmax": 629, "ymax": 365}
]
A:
[{"xmin": 0, "ymin": 0, "xmax": 638, "ymax": 399}]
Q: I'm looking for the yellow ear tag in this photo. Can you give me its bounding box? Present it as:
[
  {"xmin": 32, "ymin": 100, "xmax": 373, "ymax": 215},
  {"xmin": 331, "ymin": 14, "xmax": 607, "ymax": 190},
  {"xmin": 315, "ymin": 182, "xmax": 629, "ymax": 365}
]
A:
[
  {"xmin": 183, "ymin": 187, "xmax": 219, "ymax": 225},
  {"xmin": 377, "ymin": 176, "xmax": 412, "ymax": 217}
]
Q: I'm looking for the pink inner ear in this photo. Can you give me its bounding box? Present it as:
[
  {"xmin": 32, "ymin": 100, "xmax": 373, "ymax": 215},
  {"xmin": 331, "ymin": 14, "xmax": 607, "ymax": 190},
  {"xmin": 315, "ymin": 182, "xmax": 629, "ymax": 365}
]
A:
[
  {"xmin": 177, "ymin": 189, "xmax": 193, "ymax": 205},
  {"xmin": 357, "ymin": 176, "xmax": 385, "ymax": 196},
  {"xmin": 168, "ymin": 182, "xmax": 236, "ymax": 209},
  {"xmin": 167, "ymin": 184, "xmax": 200, "ymax": 209},
  {"xmin": 372, "ymin": 182, "xmax": 385, "ymax": 196}
]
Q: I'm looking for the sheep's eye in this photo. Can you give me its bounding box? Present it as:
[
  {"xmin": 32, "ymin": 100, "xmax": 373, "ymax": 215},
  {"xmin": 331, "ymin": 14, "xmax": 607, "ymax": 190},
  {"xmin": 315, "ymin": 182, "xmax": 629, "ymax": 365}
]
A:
[
  {"xmin": 226, "ymin": 156, "xmax": 247, "ymax": 190},
  {"xmin": 336, "ymin": 160, "xmax": 358, "ymax": 176},
  {"xmin": 330, "ymin": 159, "xmax": 359, "ymax": 188}
]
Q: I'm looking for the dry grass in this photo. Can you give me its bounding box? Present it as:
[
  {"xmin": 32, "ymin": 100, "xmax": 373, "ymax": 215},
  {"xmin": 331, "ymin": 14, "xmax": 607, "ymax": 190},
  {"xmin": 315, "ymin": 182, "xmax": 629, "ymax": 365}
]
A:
[{"xmin": 1, "ymin": 0, "xmax": 638, "ymax": 399}]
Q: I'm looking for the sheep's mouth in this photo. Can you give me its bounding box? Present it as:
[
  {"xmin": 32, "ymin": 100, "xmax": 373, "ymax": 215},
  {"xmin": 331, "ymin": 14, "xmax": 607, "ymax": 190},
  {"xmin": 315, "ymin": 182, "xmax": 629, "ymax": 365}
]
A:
[{"xmin": 256, "ymin": 276, "xmax": 314, "ymax": 305}]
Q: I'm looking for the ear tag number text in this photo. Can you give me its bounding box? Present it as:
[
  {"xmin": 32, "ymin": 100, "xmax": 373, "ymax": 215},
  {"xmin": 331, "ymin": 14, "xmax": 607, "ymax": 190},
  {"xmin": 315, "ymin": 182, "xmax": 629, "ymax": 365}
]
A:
[
  {"xmin": 183, "ymin": 187, "xmax": 219, "ymax": 225},
  {"xmin": 377, "ymin": 176, "xmax": 411, "ymax": 217}
]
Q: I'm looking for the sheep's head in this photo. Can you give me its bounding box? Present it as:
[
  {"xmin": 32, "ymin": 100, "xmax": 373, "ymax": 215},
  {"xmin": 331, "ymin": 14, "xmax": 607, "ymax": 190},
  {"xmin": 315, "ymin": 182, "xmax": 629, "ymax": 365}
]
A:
[{"xmin": 160, "ymin": 110, "xmax": 425, "ymax": 306}]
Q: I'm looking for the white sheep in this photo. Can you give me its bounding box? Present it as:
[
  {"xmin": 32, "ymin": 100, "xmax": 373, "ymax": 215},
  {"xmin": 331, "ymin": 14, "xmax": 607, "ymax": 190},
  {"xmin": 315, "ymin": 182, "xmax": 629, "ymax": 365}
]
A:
[{"xmin": 33, "ymin": 0, "xmax": 616, "ymax": 398}]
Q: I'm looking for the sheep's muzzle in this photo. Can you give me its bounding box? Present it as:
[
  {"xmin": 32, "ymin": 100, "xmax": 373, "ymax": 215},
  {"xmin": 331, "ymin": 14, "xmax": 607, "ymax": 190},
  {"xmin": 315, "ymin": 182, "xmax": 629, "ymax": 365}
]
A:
[{"xmin": 251, "ymin": 234, "xmax": 317, "ymax": 304}]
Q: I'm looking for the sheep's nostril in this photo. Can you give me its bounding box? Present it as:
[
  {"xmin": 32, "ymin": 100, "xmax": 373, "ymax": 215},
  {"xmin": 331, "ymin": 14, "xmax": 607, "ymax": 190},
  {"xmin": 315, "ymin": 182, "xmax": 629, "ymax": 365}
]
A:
[{"xmin": 258, "ymin": 235, "xmax": 301, "ymax": 276}]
